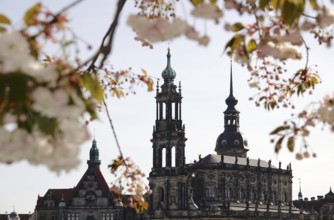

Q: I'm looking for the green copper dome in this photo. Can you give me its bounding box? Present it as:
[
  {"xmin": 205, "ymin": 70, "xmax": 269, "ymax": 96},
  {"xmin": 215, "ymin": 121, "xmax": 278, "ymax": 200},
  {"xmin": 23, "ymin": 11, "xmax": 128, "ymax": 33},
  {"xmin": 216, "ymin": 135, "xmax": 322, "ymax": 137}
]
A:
[{"xmin": 161, "ymin": 48, "xmax": 176, "ymax": 84}]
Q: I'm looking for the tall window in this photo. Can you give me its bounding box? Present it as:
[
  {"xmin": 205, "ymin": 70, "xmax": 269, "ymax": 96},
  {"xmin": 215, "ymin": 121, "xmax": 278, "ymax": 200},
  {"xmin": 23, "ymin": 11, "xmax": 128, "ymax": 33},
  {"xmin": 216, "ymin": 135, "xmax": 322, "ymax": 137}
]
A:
[
  {"xmin": 158, "ymin": 187, "xmax": 164, "ymax": 202},
  {"xmin": 226, "ymin": 187, "xmax": 232, "ymax": 198},
  {"xmin": 162, "ymin": 148, "xmax": 166, "ymax": 167},
  {"xmin": 171, "ymin": 147, "xmax": 175, "ymax": 167},
  {"xmin": 205, "ymin": 186, "xmax": 216, "ymax": 198},
  {"xmin": 102, "ymin": 213, "xmax": 114, "ymax": 220}
]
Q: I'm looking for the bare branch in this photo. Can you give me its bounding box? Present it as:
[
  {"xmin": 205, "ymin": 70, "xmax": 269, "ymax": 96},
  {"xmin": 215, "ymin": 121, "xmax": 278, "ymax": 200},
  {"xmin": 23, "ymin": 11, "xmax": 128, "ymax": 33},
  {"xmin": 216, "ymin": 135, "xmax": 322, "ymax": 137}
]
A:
[{"xmin": 84, "ymin": 0, "xmax": 127, "ymax": 71}]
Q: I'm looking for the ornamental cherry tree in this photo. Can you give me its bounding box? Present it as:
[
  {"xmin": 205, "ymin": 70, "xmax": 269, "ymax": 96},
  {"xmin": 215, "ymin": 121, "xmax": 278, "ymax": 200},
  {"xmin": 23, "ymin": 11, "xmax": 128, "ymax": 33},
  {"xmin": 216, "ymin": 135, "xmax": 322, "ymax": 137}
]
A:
[{"xmin": 1, "ymin": 0, "xmax": 334, "ymax": 213}]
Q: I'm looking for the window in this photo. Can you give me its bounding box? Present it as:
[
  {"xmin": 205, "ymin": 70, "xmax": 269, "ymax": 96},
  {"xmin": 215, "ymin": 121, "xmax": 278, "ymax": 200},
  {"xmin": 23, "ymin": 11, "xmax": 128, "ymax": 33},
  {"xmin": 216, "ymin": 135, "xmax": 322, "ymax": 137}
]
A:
[
  {"xmin": 162, "ymin": 148, "xmax": 166, "ymax": 167},
  {"xmin": 239, "ymin": 189, "xmax": 245, "ymax": 199},
  {"xmin": 158, "ymin": 187, "xmax": 164, "ymax": 202},
  {"xmin": 205, "ymin": 186, "xmax": 216, "ymax": 198},
  {"xmin": 102, "ymin": 213, "xmax": 114, "ymax": 220},
  {"xmin": 171, "ymin": 147, "xmax": 176, "ymax": 167},
  {"xmin": 67, "ymin": 213, "xmax": 78, "ymax": 220},
  {"xmin": 226, "ymin": 187, "xmax": 232, "ymax": 198}
]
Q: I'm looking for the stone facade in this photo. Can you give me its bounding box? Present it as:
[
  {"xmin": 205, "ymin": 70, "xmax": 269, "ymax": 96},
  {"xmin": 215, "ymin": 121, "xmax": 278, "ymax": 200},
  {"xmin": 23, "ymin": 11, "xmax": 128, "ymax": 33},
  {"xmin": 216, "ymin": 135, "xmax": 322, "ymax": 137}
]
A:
[
  {"xmin": 147, "ymin": 50, "xmax": 302, "ymax": 219},
  {"xmin": 34, "ymin": 140, "xmax": 135, "ymax": 220},
  {"xmin": 293, "ymin": 188, "xmax": 334, "ymax": 220}
]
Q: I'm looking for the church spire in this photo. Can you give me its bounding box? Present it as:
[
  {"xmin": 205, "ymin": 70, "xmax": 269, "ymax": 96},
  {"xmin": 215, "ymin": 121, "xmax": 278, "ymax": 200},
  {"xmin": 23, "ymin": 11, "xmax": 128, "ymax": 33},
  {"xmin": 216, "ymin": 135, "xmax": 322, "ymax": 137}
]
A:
[
  {"xmin": 215, "ymin": 62, "xmax": 248, "ymax": 157},
  {"xmin": 225, "ymin": 63, "xmax": 238, "ymax": 115},
  {"xmin": 87, "ymin": 138, "xmax": 101, "ymax": 168},
  {"xmin": 161, "ymin": 48, "xmax": 176, "ymax": 85},
  {"xmin": 298, "ymin": 178, "xmax": 303, "ymax": 200}
]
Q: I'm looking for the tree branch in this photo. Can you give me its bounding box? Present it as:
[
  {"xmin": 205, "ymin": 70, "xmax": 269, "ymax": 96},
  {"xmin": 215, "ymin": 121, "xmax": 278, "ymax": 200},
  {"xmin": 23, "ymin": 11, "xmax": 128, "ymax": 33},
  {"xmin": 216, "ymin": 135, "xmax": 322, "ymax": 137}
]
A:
[
  {"xmin": 84, "ymin": 0, "xmax": 127, "ymax": 71},
  {"xmin": 103, "ymin": 99, "xmax": 125, "ymax": 160}
]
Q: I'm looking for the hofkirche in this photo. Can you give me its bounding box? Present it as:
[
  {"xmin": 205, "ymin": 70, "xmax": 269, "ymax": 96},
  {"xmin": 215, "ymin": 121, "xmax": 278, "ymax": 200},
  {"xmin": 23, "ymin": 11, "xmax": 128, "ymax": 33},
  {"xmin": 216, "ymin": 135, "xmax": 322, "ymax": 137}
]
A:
[{"xmin": 29, "ymin": 50, "xmax": 334, "ymax": 220}]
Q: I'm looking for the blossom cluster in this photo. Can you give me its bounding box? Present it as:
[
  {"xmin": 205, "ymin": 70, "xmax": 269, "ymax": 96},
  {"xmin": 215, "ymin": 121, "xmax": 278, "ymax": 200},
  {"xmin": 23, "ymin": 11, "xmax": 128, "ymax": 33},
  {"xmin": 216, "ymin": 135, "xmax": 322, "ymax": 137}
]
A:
[
  {"xmin": 318, "ymin": 94, "xmax": 334, "ymax": 127},
  {"xmin": 109, "ymin": 156, "xmax": 151, "ymax": 213},
  {"xmin": 0, "ymin": 31, "xmax": 95, "ymax": 172}
]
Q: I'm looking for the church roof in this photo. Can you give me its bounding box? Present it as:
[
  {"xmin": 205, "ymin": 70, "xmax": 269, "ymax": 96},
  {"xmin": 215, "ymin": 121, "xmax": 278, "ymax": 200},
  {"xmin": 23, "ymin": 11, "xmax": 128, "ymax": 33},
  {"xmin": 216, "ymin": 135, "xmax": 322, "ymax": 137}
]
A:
[
  {"xmin": 198, "ymin": 154, "xmax": 276, "ymax": 168},
  {"xmin": 161, "ymin": 48, "xmax": 176, "ymax": 84},
  {"xmin": 324, "ymin": 187, "xmax": 334, "ymax": 202},
  {"xmin": 36, "ymin": 139, "xmax": 115, "ymax": 209}
]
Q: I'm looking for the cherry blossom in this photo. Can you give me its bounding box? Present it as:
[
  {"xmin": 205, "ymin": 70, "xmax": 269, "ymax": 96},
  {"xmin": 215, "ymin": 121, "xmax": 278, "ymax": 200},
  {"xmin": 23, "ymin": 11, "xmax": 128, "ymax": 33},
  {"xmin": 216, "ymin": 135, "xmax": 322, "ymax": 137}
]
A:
[
  {"xmin": 127, "ymin": 14, "xmax": 187, "ymax": 43},
  {"xmin": 191, "ymin": 3, "xmax": 223, "ymax": 20},
  {"xmin": 317, "ymin": 7, "xmax": 334, "ymax": 28},
  {"xmin": 318, "ymin": 94, "xmax": 334, "ymax": 125},
  {"xmin": 259, "ymin": 41, "xmax": 302, "ymax": 60}
]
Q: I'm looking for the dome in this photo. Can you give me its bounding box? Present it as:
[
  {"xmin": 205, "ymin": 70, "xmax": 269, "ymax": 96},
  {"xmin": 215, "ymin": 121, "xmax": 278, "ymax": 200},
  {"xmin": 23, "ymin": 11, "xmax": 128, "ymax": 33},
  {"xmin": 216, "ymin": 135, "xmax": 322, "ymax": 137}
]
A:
[
  {"xmin": 9, "ymin": 211, "xmax": 19, "ymax": 219},
  {"xmin": 161, "ymin": 48, "xmax": 176, "ymax": 84},
  {"xmin": 215, "ymin": 130, "xmax": 248, "ymax": 157}
]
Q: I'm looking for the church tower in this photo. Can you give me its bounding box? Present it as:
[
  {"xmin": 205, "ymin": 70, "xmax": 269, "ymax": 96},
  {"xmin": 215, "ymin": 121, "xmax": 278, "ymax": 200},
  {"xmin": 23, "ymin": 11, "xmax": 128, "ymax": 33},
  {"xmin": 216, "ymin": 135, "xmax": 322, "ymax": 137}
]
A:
[
  {"xmin": 150, "ymin": 48, "xmax": 187, "ymax": 176},
  {"xmin": 215, "ymin": 65, "xmax": 249, "ymax": 157},
  {"xmin": 87, "ymin": 138, "xmax": 101, "ymax": 169}
]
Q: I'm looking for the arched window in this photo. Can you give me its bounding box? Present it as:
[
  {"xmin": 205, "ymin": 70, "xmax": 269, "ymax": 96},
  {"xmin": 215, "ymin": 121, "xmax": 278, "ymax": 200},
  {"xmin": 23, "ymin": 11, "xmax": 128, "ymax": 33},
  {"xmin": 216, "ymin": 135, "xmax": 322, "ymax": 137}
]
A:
[
  {"xmin": 158, "ymin": 187, "xmax": 164, "ymax": 202},
  {"xmin": 171, "ymin": 146, "xmax": 175, "ymax": 167},
  {"xmin": 162, "ymin": 148, "xmax": 166, "ymax": 167},
  {"xmin": 162, "ymin": 103, "xmax": 165, "ymax": 119},
  {"xmin": 273, "ymin": 191, "xmax": 277, "ymax": 202},
  {"xmin": 171, "ymin": 103, "xmax": 175, "ymax": 119}
]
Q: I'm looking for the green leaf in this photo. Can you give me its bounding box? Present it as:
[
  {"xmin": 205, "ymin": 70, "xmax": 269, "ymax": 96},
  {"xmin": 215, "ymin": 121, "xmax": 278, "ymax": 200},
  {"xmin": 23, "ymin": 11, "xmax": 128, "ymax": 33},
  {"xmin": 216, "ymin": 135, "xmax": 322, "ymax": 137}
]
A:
[
  {"xmin": 232, "ymin": 22, "xmax": 244, "ymax": 32},
  {"xmin": 287, "ymin": 136, "xmax": 295, "ymax": 152},
  {"xmin": 224, "ymin": 34, "xmax": 244, "ymax": 52},
  {"xmin": 271, "ymin": 0, "xmax": 284, "ymax": 10},
  {"xmin": 270, "ymin": 125, "xmax": 290, "ymax": 135},
  {"xmin": 275, "ymin": 136, "xmax": 284, "ymax": 153},
  {"xmin": 80, "ymin": 72, "xmax": 104, "ymax": 102},
  {"xmin": 36, "ymin": 115, "xmax": 58, "ymax": 136},
  {"xmin": 309, "ymin": 0, "xmax": 318, "ymax": 9},
  {"xmin": 259, "ymin": 0, "xmax": 270, "ymax": 10},
  {"xmin": 224, "ymin": 37, "xmax": 236, "ymax": 52},
  {"xmin": 24, "ymin": 3, "xmax": 41, "ymax": 26},
  {"xmin": 0, "ymin": 14, "xmax": 11, "ymax": 25},
  {"xmin": 247, "ymin": 39, "xmax": 257, "ymax": 53},
  {"xmin": 0, "ymin": 27, "xmax": 7, "ymax": 32},
  {"xmin": 281, "ymin": 0, "xmax": 305, "ymax": 26},
  {"xmin": 7, "ymin": 72, "xmax": 31, "ymax": 103}
]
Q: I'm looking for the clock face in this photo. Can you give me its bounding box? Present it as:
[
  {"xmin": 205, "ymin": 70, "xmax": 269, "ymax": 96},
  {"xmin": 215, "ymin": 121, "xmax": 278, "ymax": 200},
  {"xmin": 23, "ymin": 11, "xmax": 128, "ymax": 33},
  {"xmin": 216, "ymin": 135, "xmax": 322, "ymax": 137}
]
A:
[
  {"xmin": 221, "ymin": 139, "xmax": 227, "ymax": 145},
  {"xmin": 234, "ymin": 140, "xmax": 240, "ymax": 145}
]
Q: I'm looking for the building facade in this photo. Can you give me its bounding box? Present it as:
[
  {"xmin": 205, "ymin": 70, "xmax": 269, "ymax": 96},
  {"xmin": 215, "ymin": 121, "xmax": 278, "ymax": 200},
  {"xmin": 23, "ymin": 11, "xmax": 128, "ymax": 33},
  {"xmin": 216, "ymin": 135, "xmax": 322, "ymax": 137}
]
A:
[
  {"xmin": 147, "ymin": 50, "xmax": 303, "ymax": 219},
  {"xmin": 34, "ymin": 140, "xmax": 135, "ymax": 220},
  {"xmin": 293, "ymin": 188, "xmax": 334, "ymax": 220}
]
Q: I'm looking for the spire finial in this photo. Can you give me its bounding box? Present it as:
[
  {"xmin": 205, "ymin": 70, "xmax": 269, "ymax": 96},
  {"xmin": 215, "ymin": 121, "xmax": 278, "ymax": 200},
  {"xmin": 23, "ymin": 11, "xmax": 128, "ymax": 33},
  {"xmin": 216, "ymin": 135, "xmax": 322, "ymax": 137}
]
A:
[
  {"xmin": 161, "ymin": 47, "xmax": 176, "ymax": 83},
  {"xmin": 298, "ymin": 178, "xmax": 303, "ymax": 199},
  {"xmin": 229, "ymin": 58, "xmax": 233, "ymax": 97}
]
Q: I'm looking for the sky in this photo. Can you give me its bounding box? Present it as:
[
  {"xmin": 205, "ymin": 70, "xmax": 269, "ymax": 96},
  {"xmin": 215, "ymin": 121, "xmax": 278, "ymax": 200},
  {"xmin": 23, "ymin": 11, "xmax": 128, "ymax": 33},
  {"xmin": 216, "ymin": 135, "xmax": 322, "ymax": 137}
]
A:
[{"xmin": 1, "ymin": 0, "xmax": 334, "ymax": 214}]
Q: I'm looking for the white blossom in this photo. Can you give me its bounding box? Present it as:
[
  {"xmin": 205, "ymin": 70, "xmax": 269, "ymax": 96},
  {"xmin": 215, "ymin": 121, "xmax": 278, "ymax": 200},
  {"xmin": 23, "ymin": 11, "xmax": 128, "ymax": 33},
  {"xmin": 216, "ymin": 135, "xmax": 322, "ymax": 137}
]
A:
[
  {"xmin": 318, "ymin": 94, "xmax": 334, "ymax": 125},
  {"xmin": 191, "ymin": 3, "xmax": 223, "ymax": 20},
  {"xmin": 127, "ymin": 15, "xmax": 187, "ymax": 43},
  {"xmin": 317, "ymin": 7, "xmax": 334, "ymax": 28},
  {"xmin": 185, "ymin": 26, "xmax": 210, "ymax": 46},
  {"xmin": 260, "ymin": 41, "xmax": 302, "ymax": 60},
  {"xmin": 278, "ymin": 31, "xmax": 303, "ymax": 46}
]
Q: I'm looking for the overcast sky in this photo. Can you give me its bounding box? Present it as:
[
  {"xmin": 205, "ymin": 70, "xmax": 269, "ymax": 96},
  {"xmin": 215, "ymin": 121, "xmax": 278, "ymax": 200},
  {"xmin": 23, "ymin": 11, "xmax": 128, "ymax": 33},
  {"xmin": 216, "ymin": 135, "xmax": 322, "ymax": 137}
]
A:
[{"xmin": 1, "ymin": 0, "xmax": 334, "ymax": 214}]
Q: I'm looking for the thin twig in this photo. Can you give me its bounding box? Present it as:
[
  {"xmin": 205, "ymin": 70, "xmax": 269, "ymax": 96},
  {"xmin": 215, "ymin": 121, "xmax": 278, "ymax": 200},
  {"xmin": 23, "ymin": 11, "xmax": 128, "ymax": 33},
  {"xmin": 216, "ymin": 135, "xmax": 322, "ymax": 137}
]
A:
[
  {"xmin": 103, "ymin": 99, "xmax": 124, "ymax": 160},
  {"xmin": 30, "ymin": 0, "xmax": 85, "ymax": 39},
  {"xmin": 300, "ymin": 32, "xmax": 310, "ymax": 70},
  {"xmin": 84, "ymin": 0, "xmax": 127, "ymax": 71}
]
